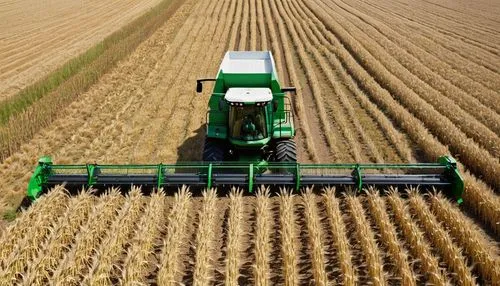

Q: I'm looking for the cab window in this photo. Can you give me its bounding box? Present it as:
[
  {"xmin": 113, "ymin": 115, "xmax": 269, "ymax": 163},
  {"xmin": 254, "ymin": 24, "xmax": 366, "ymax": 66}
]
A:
[{"xmin": 229, "ymin": 106, "xmax": 267, "ymax": 140}]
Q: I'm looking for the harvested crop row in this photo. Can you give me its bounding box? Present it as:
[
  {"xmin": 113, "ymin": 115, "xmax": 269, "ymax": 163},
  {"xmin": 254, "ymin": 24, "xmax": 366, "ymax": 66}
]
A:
[
  {"xmin": 303, "ymin": 0, "xmax": 500, "ymax": 188},
  {"xmin": 291, "ymin": 0, "xmax": 413, "ymax": 162},
  {"xmin": 283, "ymin": 0, "xmax": 389, "ymax": 163},
  {"xmin": 365, "ymin": 0, "xmax": 500, "ymax": 79},
  {"xmin": 328, "ymin": 0, "xmax": 500, "ymax": 138},
  {"xmin": 333, "ymin": 0, "xmax": 500, "ymax": 134},
  {"xmin": 274, "ymin": 0, "xmax": 345, "ymax": 161},
  {"xmin": 262, "ymin": 0, "xmax": 320, "ymax": 162},
  {"xmin": 145, "ymin": 0, "xmax": 228, "ymax": 163}
]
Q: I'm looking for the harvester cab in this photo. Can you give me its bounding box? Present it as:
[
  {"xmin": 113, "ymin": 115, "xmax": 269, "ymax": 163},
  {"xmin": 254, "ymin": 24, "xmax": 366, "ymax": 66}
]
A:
[
  {"xmin": 25, "ymin": 51, "xmax": 465, "ymax": 204},
  {"xmin": 196, "ymin": 51, "xmax": 297, "ymax": 164}
]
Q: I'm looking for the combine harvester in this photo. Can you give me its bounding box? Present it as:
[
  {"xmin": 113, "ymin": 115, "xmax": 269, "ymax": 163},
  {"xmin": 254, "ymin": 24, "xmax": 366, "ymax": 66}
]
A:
[{"xmin": 26, "ymin": 52, "xmax": 465, "ymax": 203}]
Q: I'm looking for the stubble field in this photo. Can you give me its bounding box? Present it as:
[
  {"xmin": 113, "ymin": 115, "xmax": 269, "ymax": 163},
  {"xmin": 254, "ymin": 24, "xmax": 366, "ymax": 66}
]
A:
[
  {"xmin": 0, "ymin": 0, "xmax": 498, "ymax": 284},
  {"xmin": 0, "ymin": 0, "xmax": 164, "ymax": 99}
]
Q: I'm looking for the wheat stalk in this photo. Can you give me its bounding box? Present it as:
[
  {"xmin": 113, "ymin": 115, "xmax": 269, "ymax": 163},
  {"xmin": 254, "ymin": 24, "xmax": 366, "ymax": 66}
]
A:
[
  {"xmin": 84, "ymin": 188, "xmax": 144, "ymax": 285},
  {"xmin": 192, "ymin": 188, "xmax": 218, "ymax": 286},
  {"xmin": 122, "ymin": 190, "xmax": 166, "ymax": 285},
  {"xmin": 322, "ymin": 188, "xmax": 355, "ymax": 285},
  {"xmin": 386, "ymin": 190, "xmax": 447, "ymax": 284},
  {"xmin": 0, "ymin": 186, "xmax": 69, "ymax": 282},
  {"xmin": 278, "ymin": 189, "xmax": 298, "ymax": 286},
  {"xmin": 301, "ymin": 188, "xmax": 328, "ymax": 285},
  {"xmin": 224, "ymin": 188, "xmax": 244, "ymax": 284},
  {"xmin": 21, "ymin": 190, "xmax": 94, "ymax": 285},
  {"xmin": 253, "ymin": 186, "xmax": 271, "ymax": 286},
  {"xmin": 408, "ymin": 191, "xmax": 476, "ymax": 285},
  {"xmin": 0, "ymin": 187, "xmax": 68, "ymax": 264},
  {"xmin": 345, "ymin": 193, "xmax": 386, "ymax": 286},
  {"xmin": 366, "ymin": 189, "xmax": 416, "ymax": 285},
  {"xmin": 50, "ymin": 188, "xmax": 123, "ymax": 285}
]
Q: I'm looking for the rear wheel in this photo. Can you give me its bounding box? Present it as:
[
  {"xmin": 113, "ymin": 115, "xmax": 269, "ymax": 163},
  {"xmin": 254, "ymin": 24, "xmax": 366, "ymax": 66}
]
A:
[
  {"xmin": 202, "ymin": 139, "xmax": 225, "ymax": 162},
  {"xmin": 275, "ymin": 139, "xmax": 297, "ymax": 163}
]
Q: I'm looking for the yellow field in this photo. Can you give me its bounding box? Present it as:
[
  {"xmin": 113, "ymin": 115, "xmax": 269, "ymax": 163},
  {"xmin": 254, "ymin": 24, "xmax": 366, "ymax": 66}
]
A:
[
  {"xmin": 0, "ymin": 0, "xmax": 498, "ymax": 284},
  {"xmin": 0, "ymin": 0, "xmax": 163, "ymax": 99}
]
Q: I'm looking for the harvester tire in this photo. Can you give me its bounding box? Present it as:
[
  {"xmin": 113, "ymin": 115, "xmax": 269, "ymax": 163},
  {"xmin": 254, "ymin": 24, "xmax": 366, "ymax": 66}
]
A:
[
  {"xmin": 275, "ymin": 139, "xmax": 297, "ymax": 163},
  {"xmin": 17, "ymin": 196, "xmax": 32, "ymax": 211},
  {"xmin": 203, "ymin": 139, "xmax": 225, "ymax": 162}
]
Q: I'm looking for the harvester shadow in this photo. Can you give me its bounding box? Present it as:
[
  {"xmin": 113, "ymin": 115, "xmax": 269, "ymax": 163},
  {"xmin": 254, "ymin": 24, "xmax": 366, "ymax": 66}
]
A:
[{"xmin": 176, "ymin": 125, "xmax": 205, "ymax": 162}]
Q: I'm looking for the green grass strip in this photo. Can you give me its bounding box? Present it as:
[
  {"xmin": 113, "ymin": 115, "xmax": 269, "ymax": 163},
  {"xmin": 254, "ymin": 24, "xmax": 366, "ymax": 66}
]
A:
[
  {"xmin": 0, "ymin": 0, "xmax": 178, "ymax": 125},
  {"xmin": 0, "ymin": 0, "xmax": 184, "ymax": 160}
]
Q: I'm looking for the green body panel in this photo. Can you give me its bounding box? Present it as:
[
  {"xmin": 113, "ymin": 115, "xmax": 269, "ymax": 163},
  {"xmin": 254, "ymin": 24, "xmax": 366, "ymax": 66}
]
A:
[
  {"xmin": 26, "ymin": 156, "xmax": 53, "ymax": 200},
  {"xmin": 206, "ymin": 67, "xmax": 294, "ymax": 159}
]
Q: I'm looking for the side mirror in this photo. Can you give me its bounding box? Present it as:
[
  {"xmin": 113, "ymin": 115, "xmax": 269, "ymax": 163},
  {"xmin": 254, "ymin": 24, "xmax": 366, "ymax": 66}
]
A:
[
  {"xmin": 273, "ymin": 100, "xmax": 278, "ymax": 112},
  {"xmin": 218, "ymin": 99, "xmax": 224, "ymax": 111},
  {"xmin": 196, "ymin": 81, "xmax": 203, "ymax": 93},
  {"xmin": 281, "ymin": 87, "xmax": 296, "ymax": 93}
]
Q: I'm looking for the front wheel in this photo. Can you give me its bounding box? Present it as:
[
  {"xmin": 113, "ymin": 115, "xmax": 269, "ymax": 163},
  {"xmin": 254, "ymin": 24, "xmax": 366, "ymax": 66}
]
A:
[
  {"xmin": 274, "ymin": 139, "xmax": 297, "ymax": 163},
  {"xmin": 202, "ymin": 139, "xmax": 225, "ymax": 162}
]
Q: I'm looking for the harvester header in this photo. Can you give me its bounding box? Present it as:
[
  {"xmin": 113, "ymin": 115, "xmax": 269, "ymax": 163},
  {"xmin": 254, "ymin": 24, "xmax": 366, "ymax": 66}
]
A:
[{"xmin": 27, "ymin": 156, "xmax": 464, "ymax": 203}]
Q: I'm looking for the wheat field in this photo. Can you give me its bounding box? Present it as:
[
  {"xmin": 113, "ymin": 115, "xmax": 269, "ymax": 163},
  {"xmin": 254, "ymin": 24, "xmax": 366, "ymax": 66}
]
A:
[
  {"xmin": 0, "ymin": 187, "xmax": 498, "ymax": 284},
  {"xmin": 0, "ymin": 0, "xmax": 499, "ymax": 284}
]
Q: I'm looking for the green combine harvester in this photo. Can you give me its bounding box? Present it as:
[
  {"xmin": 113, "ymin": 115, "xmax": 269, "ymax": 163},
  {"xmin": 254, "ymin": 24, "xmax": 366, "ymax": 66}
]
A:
[{"xmin": 26, "ymin": 51, "xmax": 465, "ymax": 203}]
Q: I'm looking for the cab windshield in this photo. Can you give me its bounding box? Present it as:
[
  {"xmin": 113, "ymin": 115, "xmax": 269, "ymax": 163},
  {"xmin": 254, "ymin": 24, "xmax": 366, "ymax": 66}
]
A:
[{"xmin": 229, "ymin": 105, "xmax": 267, "ymax": 140}]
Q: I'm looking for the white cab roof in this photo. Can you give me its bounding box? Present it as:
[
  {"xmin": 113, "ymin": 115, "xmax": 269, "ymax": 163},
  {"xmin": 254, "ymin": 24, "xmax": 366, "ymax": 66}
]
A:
[{"xmin": 225, "ymin": 88, "xmax": 273, "ymax": 103}]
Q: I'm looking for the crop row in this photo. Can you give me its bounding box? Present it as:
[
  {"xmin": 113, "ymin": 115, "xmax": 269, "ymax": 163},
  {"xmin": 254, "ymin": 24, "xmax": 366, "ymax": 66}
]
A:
[{"xmin": 0, "ymin": 187, "xmax": 497, "ymax": 285}]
